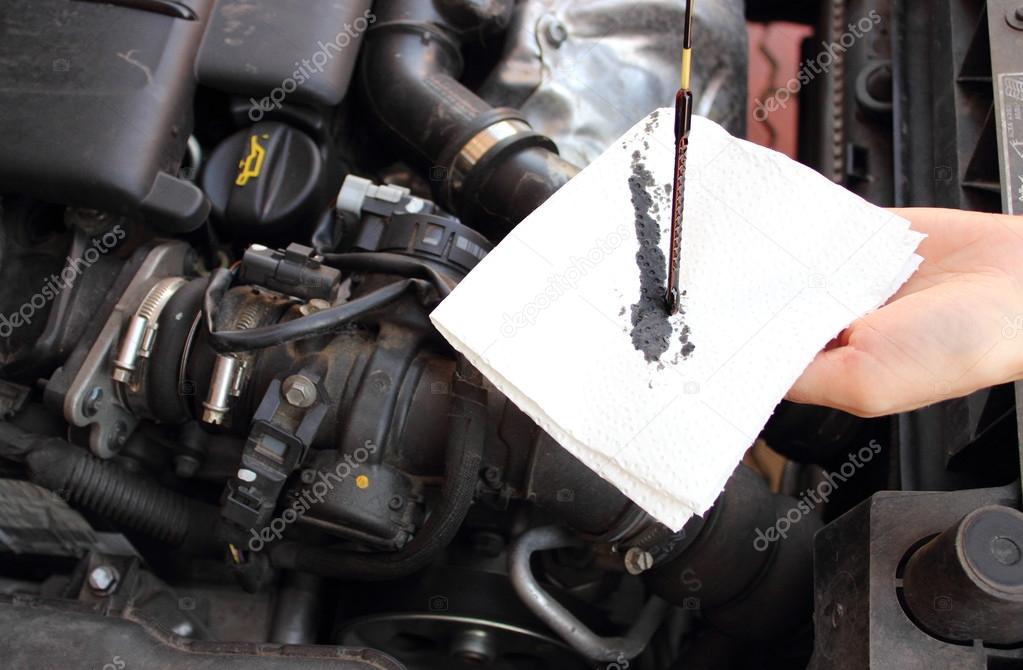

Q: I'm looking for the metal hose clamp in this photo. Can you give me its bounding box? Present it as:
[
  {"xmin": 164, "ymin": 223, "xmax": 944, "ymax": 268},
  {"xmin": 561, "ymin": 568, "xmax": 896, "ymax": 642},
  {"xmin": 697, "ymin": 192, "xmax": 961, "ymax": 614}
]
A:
[{"xmin": 112, "ymin": 276, "xmax": 188, "ymax": 385}]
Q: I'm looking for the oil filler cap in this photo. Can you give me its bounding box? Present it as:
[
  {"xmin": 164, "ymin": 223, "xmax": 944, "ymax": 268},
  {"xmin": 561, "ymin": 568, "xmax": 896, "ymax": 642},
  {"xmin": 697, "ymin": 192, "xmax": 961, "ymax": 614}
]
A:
[{"xmin": 202, "ymin": 121, "xmax": 332, "ymax": 242}]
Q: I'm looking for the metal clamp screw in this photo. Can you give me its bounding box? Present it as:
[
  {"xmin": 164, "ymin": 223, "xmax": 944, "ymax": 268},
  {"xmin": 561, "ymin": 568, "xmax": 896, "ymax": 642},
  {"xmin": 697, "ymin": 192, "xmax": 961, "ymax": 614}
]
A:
[{"xmin": 623, "ymin": 547, "xmax": 655, "ymax": 575}]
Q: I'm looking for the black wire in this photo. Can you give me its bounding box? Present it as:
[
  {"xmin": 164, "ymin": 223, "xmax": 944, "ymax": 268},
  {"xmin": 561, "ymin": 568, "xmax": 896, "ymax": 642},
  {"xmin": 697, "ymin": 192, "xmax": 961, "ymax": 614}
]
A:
[
  {"xmin": 321, "ymin": 252, "xmax": 456, "ymax": 298},
  {"xmin": 203, "ymin": 253, "xmax": 453, "ymax": 353}
]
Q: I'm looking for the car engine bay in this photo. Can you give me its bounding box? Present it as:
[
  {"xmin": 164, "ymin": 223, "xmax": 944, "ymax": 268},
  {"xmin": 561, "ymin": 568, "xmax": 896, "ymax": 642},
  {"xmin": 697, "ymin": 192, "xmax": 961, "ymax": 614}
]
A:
[{"xmin": 0, "ymin": 1, "xmax": 1021, "ymax": 668}]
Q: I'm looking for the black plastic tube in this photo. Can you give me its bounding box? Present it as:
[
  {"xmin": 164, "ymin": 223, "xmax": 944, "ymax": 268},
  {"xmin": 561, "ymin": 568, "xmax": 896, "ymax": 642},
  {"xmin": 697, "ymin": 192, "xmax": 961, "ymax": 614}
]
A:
[
  {"xmin": 358, "ymin": 0, "xmax": 578, "ymax": 239},
  {"xmin": 321, "ymin": 252, "xmax": 456, "ymax": 297},
  {"xmin": 0, "ymin": 423, "xmax": 217, "ymax": 549}
]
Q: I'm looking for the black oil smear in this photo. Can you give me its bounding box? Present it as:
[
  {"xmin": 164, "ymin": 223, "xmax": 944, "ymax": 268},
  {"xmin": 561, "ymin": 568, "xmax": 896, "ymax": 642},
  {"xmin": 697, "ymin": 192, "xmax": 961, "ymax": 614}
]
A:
[
  {"xmin": 645, "ymin": 109, "xmax": 660, "ymax": 134},
  {"xmin": 673, "ymin": 323, "xmax": 695, "ymax": 365},
  {"xmin": 627, "ymin": 144, "xmax": 696, "ymax": 364},
  {"xmin": 628, "ymin": 150, "xmax": 672, "ymax": 362}
]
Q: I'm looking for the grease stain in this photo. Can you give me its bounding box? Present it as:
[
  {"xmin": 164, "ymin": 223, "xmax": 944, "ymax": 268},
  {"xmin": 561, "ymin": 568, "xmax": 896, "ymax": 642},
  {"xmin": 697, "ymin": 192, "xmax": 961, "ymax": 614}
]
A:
[{"xmin": 627, "ymin": 142, "xmax": 696, "ymax": 364}]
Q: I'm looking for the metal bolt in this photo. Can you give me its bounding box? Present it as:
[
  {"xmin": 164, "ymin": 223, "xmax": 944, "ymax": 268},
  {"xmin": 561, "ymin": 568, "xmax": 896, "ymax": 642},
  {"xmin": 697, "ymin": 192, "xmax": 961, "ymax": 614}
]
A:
[
  {"xmin": 82, "ymin": 387, "xmax": 103, "ymax": 418},
  {"xmin": 388, "ymin": 495, "xmax": 404, "ymax": 511},
  {"xmin": 88, "ymin": 565, "xmax": 119, "ymax": 595},
  {"xmin": 451, "ymin": 629, "xmax": 495, "ymax": 664},
  {"xmin": 544, "ymin": 18, "xmax": 568, "ymax": 47},
  {"xmin": 172, "ymin": 621, "xmax": 194, "ymax": 637},
  {"xmin": 483, "ymin": 466, "xmax": 501, "ymax": 487},
  {"xmin": 282, "ymin": 375, "xmax": 317, "ymax": 408},
  {"xmin": 624, "ymin": 547, "xmax": 654, "ymax": 575},
  {"xmin": 300, "ymin": 469, "xmax": 317, "ymax": 484},
  {"xmin": 107, "ymin": 421, "xmax": 128, "ymax": 452}
]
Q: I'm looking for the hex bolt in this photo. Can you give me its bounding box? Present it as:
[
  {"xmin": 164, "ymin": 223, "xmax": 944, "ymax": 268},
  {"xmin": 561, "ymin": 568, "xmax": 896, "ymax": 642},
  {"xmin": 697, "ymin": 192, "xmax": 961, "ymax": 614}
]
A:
[
  {"xmin": 282, "ymin": 375, "xmax": 317, "ymax": 408},
  {"xmin": 388, "ymin": 495, "xmax": 404, "ymax": 511},
  {"xmin": 624, "ymin": 547, "xmax": 655, "ymax": 575},
  {"xmin": 88, "ymin": 565, "xmax": 119, "ymax": 595}
]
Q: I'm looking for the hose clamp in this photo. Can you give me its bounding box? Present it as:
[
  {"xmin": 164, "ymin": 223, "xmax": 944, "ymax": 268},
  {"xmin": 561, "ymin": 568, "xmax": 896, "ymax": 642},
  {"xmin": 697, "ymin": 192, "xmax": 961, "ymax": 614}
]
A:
[
  {"xmin": 112, "ymin": 277, "xmax": 188, "ymax": 386},
  {"xmin": 448, "ymin": 119, "xmax": 533, "ymax": 197}
]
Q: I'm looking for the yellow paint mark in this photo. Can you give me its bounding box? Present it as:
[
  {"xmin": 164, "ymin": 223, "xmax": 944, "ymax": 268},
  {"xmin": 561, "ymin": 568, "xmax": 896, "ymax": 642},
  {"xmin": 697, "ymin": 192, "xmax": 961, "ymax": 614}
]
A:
[
  {"xmin": 355, "ymin": 475, "xmax": 369, "ymax": 490},
  {"xmin": 228, "ymin": 543, "xmax": 241, "ymax": 564},
  {"xmin": 235, "ymin": 134, "xmax": 267, "ymax": 186}
]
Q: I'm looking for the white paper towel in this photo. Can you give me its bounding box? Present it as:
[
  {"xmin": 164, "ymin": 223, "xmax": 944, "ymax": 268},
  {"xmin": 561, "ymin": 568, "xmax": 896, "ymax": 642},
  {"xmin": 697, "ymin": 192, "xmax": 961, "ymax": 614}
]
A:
[{"xmin": 431, "ymin": 110, "xmax": 925, "ymax": 530}]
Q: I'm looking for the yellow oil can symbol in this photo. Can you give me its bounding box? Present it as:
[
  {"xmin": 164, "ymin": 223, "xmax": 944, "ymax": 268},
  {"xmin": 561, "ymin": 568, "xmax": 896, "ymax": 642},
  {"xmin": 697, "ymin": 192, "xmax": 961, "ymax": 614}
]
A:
[{"xmin": 235, "ymin": 134, "xmax": 268, "ymax": 186}]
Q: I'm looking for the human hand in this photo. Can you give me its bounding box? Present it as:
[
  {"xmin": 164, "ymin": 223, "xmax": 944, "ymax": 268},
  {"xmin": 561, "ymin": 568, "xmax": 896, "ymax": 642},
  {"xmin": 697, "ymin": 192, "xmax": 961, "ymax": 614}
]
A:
[{"xmin": 788, "ymin": 207, "xmax": 1023, "ymax": 417}]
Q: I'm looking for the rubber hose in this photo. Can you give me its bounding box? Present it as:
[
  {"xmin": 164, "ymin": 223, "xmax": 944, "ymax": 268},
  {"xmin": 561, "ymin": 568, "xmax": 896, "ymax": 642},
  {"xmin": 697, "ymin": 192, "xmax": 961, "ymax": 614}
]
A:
[
  {"xmin": 358, "ymin": 0, "xmax": 578, "ymax": 238},
  {"xmin": 0, "ymin": 424, "xmax": 215, "ymax": 548}
]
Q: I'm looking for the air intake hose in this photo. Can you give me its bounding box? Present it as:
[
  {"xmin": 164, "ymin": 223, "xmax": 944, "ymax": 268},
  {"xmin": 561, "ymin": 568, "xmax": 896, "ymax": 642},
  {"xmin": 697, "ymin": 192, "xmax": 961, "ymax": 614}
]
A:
[{"xmin": 358, "ymin": 0, "xmax": 579, "ymax": 239}]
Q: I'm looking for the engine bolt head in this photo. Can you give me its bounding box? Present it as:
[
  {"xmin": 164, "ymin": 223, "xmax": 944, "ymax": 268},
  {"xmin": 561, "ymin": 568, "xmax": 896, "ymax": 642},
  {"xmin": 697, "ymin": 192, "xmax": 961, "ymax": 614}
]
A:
[
  {"xmin": 483, "ymin": 466, "xmax": 501, "ymax": 487},
  {"xmin": 282, "ymin": 375, "xmax": 317, "ymax": 408},
  {"xmin": 88, "ymin": 565, "xmax": 119, "ymax": 595},
  {"xmin": 624, "ymin": 547, "xmax": 654, "ymax": 575},
  {"xmin": 388, "ymin": 495, "xmax": 404, "ymax": 510},
  {"xmin": 82, "ymin": 387, "xmax": 103, "ymax": 418},
  {"xmin": 544, "ymin": 18, "xmax": 568, "ymax": 47}
]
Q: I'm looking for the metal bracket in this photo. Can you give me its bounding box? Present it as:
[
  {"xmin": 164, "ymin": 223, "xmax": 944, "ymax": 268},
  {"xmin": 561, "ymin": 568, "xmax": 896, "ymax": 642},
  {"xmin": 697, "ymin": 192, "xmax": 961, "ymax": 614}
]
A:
[
  {"xmin": 62, "ymin": 242, "xmax": 190, "ymax": 458},
  {"xmin": 508, "ymin": 525, "xmax": 667, "ymax": 662}
]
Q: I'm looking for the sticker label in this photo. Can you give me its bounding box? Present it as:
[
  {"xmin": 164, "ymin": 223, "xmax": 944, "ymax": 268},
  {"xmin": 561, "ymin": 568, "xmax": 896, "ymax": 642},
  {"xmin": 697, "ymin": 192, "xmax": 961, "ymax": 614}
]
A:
[{"xmin": 999, "ymin": 73, "xmax": 1023, "ymax": 215}]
